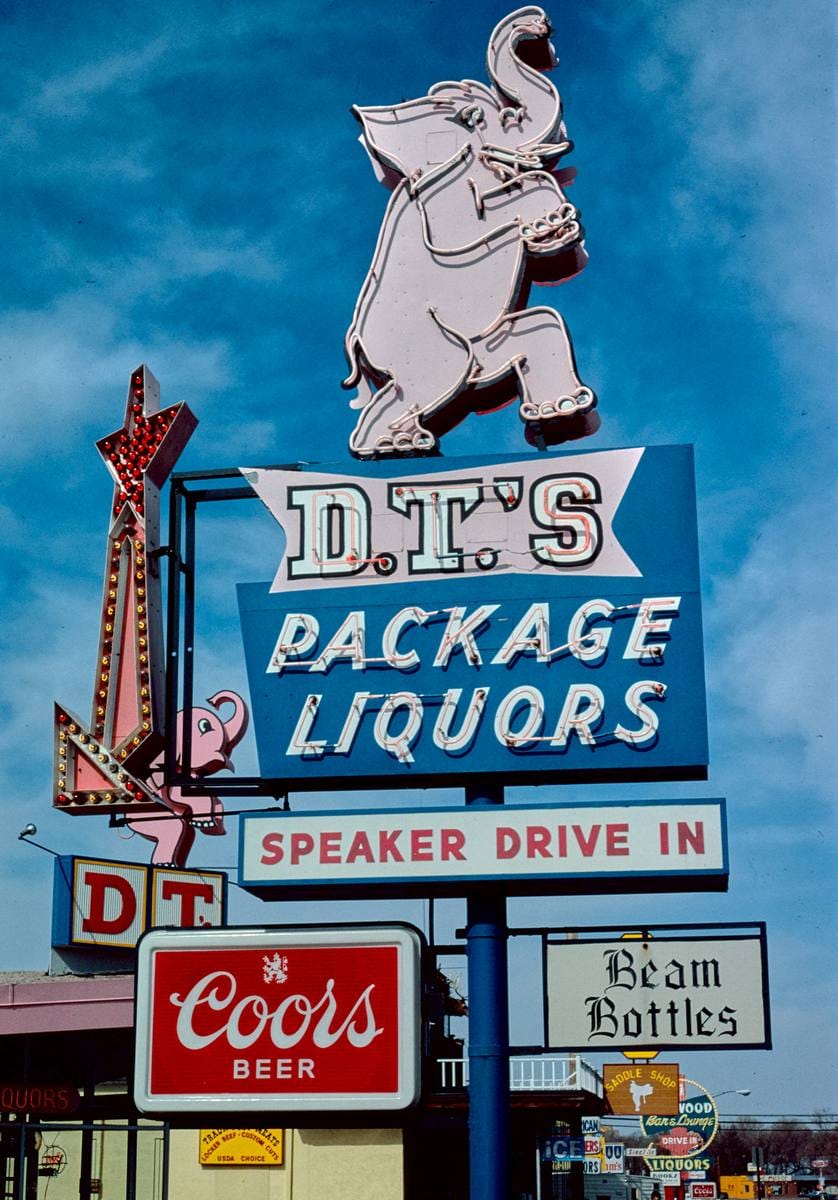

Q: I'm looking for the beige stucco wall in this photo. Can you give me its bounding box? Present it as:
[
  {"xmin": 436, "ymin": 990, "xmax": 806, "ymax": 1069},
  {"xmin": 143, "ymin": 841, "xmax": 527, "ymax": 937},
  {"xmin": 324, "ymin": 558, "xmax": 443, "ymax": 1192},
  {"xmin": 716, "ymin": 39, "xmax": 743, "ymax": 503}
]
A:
[
  {"xmin": 18, "ymin": 1121, "xmax": 403, "ymax": 1199},
  {"xmin": 166, "ymin": 1127, "xmax": 404, "ymax": 1200}
]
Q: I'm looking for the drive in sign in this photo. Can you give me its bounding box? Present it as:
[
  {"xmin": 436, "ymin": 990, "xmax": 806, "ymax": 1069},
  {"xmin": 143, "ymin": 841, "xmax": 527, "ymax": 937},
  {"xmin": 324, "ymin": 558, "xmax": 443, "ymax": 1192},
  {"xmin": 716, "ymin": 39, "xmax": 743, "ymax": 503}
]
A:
[
  {"xmin": 134, "ymin": 925, "xmax": 422, "ymax": 1112},
  {"xmin": 238, "ymin": 446, "xmax": 707, "ymax": 790},
  {"xmin": 239, "ymin": 800, "xmax": 727, "ymax": 899}
]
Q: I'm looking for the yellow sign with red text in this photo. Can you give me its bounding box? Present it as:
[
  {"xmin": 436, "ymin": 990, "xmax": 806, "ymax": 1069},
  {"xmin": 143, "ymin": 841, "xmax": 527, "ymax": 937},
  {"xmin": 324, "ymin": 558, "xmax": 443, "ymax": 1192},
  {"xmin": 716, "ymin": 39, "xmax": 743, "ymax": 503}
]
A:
[{"xmin": 199, "ymin": 1129, "xmax": 284, "ymax": 1166}]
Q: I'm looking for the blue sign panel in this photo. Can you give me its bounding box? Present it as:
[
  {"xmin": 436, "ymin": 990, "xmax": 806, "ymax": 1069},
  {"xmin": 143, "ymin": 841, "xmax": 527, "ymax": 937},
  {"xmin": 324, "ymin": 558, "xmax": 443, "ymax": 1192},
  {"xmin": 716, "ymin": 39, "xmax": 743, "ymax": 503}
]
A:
[
  {"xmin": 543, "ymin": 1136, "xmax": 586, "ymax": 1162},
  {"xmin": 237, "ymin": 446, "xmax": 707, "ymax": 789}
]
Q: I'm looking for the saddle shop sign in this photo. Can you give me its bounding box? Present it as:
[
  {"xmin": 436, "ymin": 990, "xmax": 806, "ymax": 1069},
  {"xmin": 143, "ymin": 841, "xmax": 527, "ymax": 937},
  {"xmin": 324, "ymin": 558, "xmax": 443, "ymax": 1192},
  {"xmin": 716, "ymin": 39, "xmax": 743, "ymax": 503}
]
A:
[
  {"xmin": 133, "ymin": 925, "xmax": 422, "ymax": 1113},
  {"xmin": 238, "ymin": 444, "xmax": 707, "ymax": 789}
]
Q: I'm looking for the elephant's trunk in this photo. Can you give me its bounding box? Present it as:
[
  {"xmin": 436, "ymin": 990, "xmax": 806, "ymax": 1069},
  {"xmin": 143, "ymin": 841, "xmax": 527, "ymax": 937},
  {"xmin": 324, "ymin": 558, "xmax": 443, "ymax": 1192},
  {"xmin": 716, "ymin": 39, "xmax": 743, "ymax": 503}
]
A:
[
  {"xmin": 487, "ymin": 6, "xmax": 565, "ymax": 150},
  {"xmin": 208, "ymin": 691, "xmax": 249, "ymax": 752}
]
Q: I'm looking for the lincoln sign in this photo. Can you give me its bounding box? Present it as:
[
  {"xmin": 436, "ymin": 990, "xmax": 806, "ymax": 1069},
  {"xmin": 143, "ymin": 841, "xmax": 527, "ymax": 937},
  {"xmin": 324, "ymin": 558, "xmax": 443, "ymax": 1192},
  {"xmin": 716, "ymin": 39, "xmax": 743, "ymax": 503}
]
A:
[
  {"xmin": 238, "ymin": 445, "xmax": 707, "ymax": 789},
  {"xmin": 134, "ymin": 926, "xmax": 422, "ymax": 1113}
]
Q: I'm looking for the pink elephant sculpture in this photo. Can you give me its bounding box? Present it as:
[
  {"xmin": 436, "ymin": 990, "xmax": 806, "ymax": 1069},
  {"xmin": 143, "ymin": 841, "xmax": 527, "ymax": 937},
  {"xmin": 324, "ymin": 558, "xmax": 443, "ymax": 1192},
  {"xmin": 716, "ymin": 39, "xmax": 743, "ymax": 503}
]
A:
[
  {"xmin": 343, "ymin": 6, "xmax": 598, "ymax": 457},
  {"xmin": 125, "ymin": 691, "xmax": 248, "ymax": 867}
]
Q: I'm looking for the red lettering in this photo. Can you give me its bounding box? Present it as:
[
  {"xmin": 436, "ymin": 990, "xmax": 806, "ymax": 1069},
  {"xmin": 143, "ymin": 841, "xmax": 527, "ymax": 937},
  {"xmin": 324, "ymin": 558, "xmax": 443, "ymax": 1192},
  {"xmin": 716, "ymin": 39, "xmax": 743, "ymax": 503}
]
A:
[
  {"xmin": 260, "ymin": 832, "xmax": 283, "ymax": 865},
  {"xmin": 410, "ymin": 829, "xmax": 433, "ymax": 861},
  {"xmin": 677, "ymin": 821, "xmax": 705, "ymax": 855},
  {"xmin": 660, "ymin": 822, "xmax": 670, "ymax": 854},
  {"xmin": 572, "ymin": 824, "xmax": 600, "ymax": 856},
  {"xmin": 557, "ymin": 825, "xmax": 567, "ymax": 856},
  {"xmin": 346, "ymin": 831, "xmax": 374, "ymax": 863},
  {"xmin": 440, "ymin": 829, "xmax": 466, "ymax": 861},
  {"xmin": 378, "ymin": 829, "xmax": 404, "ymax": 862},
  {"xmin": 526, "ymin": 826, "xmax": 551, "ymax": 858},
  {"xmin": 319, "ymin": 832, "xmax": 342, "ymax": 863},
  {"xmin": 160, "ymin": 879, "xmax": 215, "ymax": 927},
  {"xmin": 605, "ymin": 823, "xmax": 629, "ymax": 855},
  {"xmin": 496, "ymin": 828, "xmax": 520, "ymax": 859},
  {"xmin": 81, "ymin": 870, "xmax": 138, "ymax": 935},
  {"xmin": 290, "ymin": 833, "xmax": 315, "ymax": 864}
]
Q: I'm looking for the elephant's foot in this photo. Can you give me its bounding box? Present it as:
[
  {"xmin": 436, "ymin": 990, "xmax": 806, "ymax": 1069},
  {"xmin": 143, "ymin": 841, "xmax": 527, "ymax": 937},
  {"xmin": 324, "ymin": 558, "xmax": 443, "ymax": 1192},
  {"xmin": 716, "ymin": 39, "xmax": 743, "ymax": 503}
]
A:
[
  {"xmin": 520, "ymin": 386, "xmax": 596, "ymax": 422},
  {"xmin": 350, "ymin": 402, "xmax": 437, "ymax": 459},
  {"xmin": 520, "ymin": 204, "xmax": 581, "ymax": 254}
]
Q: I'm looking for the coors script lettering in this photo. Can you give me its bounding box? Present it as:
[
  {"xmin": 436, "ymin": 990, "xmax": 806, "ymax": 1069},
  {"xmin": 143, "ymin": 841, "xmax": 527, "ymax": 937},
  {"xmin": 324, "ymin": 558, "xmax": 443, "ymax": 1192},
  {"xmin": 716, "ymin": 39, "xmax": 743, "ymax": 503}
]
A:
[{"xmin": 171, "ymin": 971, "xmax": 384, "ymax": 1051}]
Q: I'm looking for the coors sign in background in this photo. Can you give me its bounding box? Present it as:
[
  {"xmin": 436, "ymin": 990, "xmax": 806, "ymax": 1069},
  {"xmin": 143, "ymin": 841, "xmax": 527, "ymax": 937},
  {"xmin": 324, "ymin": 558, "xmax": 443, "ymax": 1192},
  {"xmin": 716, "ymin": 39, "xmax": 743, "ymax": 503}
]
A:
[{"xmin": 134, "ymin": 926, "xmax": 422, "ymax": 1112}]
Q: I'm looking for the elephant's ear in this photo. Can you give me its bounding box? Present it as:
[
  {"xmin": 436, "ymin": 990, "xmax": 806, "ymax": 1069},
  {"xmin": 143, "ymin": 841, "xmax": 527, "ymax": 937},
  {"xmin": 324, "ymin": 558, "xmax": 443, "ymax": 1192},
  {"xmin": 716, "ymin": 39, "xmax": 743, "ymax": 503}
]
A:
[{"xmin": 353, "ymin": 95, "xmax": 471, "ymax": 182}]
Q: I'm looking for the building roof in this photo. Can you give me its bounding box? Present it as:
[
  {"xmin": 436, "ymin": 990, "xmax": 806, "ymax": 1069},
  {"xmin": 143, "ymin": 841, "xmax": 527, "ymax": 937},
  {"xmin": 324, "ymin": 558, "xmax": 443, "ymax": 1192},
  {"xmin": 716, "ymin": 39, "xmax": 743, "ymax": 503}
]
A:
[{"xmin": 0, "ymin": 971, "xmax": 135, "ymax": 1035}]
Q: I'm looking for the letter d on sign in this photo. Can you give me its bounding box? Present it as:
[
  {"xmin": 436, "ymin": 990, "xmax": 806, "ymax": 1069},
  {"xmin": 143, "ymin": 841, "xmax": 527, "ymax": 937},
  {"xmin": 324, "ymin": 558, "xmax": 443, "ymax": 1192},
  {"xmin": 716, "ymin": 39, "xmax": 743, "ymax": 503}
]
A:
[
  {"xmin": 82, "ymin": 871, "xmax": 137, "ymax": 935},
  {"xmin": 73, "ymin": 861, "xmax": 147, "ymax": 946}
]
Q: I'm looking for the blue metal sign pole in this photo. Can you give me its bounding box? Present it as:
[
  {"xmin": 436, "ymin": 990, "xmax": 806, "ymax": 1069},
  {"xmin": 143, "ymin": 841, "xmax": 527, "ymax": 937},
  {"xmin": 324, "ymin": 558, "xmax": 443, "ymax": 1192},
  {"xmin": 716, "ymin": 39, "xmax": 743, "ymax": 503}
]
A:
[{"xmin": 466, "ymin": 783, "xmax": 509, "ymax": 1200}]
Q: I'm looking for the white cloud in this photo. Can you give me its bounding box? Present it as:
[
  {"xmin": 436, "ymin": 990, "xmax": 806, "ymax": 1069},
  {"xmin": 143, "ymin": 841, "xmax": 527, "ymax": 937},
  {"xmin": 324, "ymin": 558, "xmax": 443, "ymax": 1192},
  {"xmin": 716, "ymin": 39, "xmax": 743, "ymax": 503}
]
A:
[{"xmin": 0, "ymin": 293, "xmax": 232, "ymax": 465}]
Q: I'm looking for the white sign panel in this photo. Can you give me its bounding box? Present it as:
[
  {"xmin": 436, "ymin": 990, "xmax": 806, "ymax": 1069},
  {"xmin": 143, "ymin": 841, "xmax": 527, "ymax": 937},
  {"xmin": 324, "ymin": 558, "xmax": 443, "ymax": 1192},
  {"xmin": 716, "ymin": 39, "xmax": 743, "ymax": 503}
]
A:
[
  {"xmin": 240, "ymin": 801, "xmax": 727, "ymax": 898},
  {"xmin": 651, "ymin": 1172, "xmax": 682, "ymax": 1186},
  {"xmin": 244, "ymin": 451, "xmax": 642, "ymax": 592},
  {"xmin": 605, "ymin": 1144, "xmax": 626, "ymax": 1173},
  {"xmin": 547, "ymin": 931, "xmax": 770, "ymax": 1050},
  {"xmin": 581, "ymin": 1117, "xmax": 600, "ymax": 1135}
]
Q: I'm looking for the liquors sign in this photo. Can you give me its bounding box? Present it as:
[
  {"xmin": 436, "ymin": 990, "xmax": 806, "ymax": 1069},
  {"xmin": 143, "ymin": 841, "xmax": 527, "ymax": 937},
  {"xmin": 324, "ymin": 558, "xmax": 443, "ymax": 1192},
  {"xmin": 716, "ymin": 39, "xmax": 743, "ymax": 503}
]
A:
[
  {"xmin": 546, "ymin": 928, "xmax": 770, "ymax": 1051},
  {"xmin": 238, "ymin": 445, "xmax": 707, "ymax": 789},
  {"xmin": 134, "ymin": 926, "xmax": 422, "ymax": 1112}
]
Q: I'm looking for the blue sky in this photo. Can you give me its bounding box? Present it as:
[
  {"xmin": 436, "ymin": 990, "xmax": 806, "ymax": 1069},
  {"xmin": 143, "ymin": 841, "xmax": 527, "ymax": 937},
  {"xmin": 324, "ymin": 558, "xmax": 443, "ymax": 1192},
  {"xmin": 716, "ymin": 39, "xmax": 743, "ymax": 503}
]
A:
[{"xmin": 1, "ymin": 0, "xmax": 835, "ymax": 1117}]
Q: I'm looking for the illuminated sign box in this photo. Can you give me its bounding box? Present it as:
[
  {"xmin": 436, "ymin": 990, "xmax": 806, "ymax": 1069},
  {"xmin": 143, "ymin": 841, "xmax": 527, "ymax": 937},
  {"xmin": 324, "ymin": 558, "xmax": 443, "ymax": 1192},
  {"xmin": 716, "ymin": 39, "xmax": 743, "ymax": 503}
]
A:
[
  {"xmin": 134, "ymin": 925, "xmax": 422, "ymax": 1113},
  {"xmin": 238, "ymin": 445, "xmax": 707, "ymax": 790},
  {"xmin": 52, "ymin": 856, "xmax": 227, "ymax": 950},
  {"xmin": 238, "ymin": 799, "xmax": 727, "ymax": 899}
]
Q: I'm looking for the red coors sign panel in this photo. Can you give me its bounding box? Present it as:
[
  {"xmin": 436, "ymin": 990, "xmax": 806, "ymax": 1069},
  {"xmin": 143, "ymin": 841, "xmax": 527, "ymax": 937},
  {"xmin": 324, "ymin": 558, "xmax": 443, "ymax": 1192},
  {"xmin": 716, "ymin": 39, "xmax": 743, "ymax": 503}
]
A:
[{"xmin": 134, "ymin": 925, "xmax": 422, "ymax": 1112}]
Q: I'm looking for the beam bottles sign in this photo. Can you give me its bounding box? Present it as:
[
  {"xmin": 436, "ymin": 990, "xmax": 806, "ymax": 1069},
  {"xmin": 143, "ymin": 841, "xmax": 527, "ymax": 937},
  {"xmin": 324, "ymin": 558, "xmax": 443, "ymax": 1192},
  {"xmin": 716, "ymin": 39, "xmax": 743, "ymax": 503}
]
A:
[
  {"xmin": 546, "ymin": 929, "xmax": 770, "ymax": 1050},
  {"xmin": 237, "ymin": 445, "xmax": 707, "ymax": 789}
]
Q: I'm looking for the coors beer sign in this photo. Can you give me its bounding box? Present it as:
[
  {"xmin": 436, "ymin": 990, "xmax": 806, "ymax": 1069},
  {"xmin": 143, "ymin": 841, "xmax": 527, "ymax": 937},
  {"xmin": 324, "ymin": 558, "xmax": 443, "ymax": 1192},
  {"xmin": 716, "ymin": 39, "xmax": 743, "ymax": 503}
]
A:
[{"xmin": 134, "ymin": 926, "xmax": 422, "ymax": 1112}]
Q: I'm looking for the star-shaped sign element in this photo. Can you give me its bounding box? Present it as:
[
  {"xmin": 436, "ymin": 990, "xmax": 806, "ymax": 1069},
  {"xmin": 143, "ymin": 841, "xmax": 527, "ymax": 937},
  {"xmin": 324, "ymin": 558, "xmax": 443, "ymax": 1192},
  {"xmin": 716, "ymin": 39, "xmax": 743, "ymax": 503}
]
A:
[{"xmin": 96, "ymin": 364, "xmax": 197, "ymax": 533}]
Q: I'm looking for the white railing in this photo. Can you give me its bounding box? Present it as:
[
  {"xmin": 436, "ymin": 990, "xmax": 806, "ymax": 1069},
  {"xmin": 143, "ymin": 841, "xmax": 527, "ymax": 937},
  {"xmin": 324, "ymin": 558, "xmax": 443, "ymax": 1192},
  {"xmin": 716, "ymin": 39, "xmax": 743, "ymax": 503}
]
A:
[{"xmin": 437, "ymin": 1054, "xmax": 602, "ymax": 1095}]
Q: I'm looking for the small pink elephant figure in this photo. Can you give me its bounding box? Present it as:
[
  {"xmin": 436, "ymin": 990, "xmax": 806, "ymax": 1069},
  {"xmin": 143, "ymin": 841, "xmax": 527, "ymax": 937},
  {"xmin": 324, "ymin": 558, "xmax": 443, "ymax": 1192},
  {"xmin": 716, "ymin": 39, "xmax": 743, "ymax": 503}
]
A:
[{"xmin": 126, "ymin": 691, "xmax": 248, "ymax": 867}]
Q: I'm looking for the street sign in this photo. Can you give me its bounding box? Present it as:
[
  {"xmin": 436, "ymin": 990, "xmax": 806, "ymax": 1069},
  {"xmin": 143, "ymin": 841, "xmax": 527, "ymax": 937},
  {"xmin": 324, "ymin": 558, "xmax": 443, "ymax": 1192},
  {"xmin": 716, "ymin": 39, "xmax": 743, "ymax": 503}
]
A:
[
  {"xmin": 239, "ymin": 446, "xmax": 708, "ymax": 790},
  {"xmin": 239, "ymin": 800, "xmax": 727, "ymax": 900},
  {"xmin": 547, "ymin": 930, "xmax": 771, "ymax": 1050},
  {"xmin": 603, "ymin": 1063, "xmax": 680, "ymax": 1114},
  {"xmin": 133, "ymin": 925, "xmax": 422, "ymax": 1113}
]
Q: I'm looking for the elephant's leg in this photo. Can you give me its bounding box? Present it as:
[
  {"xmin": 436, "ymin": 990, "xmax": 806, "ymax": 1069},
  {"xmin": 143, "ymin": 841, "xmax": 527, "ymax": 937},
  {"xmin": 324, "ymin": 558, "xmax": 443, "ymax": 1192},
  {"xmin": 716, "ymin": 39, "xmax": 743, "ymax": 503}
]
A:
[
  {"xmin": 349, "ymin": 315, "xmax": 472, "ymax": 458},
  {"xmin": 168, "ymin": 786, "xmax": 225, "ymax": 834},
  {"xmin": 471, "ymin": 307, "xmax": 597, "ymax": 443},
  {"xmin": 127, "ymin": 809, "xmax": 195, "ymax": 868}
]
